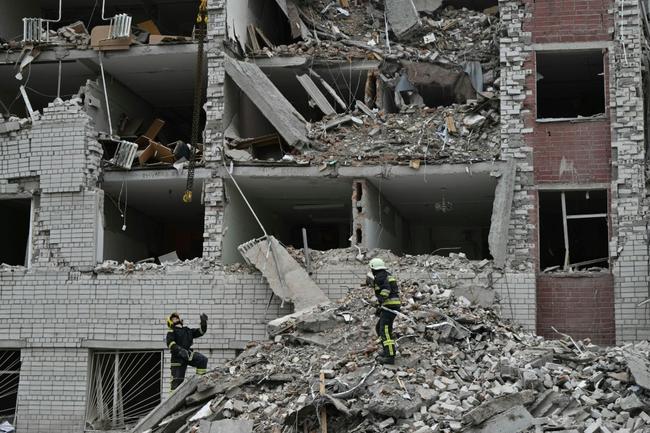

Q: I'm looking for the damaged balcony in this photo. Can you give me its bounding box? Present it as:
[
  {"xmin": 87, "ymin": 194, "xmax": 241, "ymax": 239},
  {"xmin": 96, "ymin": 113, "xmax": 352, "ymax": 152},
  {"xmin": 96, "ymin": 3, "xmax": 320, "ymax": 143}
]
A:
[
  {"xmin": 100, "ymin": 168, "xmax": 208, "ymax": 264},
  {"xmin": 1, "ymin": 0, "xmax": 206, "ymax": 173},
  {"xmin": 221, "ymin": 0, "xmax": 500, "ymax": 166}
]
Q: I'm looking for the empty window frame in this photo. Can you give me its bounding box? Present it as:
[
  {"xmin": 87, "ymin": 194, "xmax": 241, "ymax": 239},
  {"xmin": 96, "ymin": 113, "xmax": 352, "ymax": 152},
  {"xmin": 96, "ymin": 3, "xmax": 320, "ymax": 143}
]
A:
[
  {"xmin": 536, "ymin": 50, "xmax": 605, "ymax": 120},
  {"xmin": 85, "ymin": 350, "xmax": 162, "ymax": 431},
  {"xmin": 539, "ymin": 190, "xmax": 608, "ymax": 271},
  {"xmin": 0, "ymin": 199, "xmax": 32, "ymax": 266},
  {"xmin": 0, "ymin": 350, "xmax": 21, "ymax": 425}
]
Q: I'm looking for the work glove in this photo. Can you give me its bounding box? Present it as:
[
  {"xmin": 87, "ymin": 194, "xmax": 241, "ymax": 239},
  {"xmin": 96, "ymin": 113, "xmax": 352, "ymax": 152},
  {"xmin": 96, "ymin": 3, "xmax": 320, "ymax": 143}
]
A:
[
  {"xmin": 365, "ymin": 271, "xmax": 375, "ymax": 287},
  {"xmin": 177, "ymin": 347, "xmax": 190, "ymax": 362},
  {"xmin": 374, "ymin": 306, "xmax": 382, "ymax": 317},
  {"xmin": 200, "ymin": 313, "xmax": 208, "ymax": 322}
]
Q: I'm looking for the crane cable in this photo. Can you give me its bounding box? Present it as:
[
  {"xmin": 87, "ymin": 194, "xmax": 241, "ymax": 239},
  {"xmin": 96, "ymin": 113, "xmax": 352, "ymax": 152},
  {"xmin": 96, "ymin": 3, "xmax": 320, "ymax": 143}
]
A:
[{"xmin": 183, "ymin": 0, "xmax": 208, "ymax": 203}]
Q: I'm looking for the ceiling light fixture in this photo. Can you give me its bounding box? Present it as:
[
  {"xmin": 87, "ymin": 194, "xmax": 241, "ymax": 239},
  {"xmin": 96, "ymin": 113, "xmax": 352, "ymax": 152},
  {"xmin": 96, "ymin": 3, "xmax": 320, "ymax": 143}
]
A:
[{"xmin": 434, "ymin": 188, "xmax": 453, "ymax": 213}]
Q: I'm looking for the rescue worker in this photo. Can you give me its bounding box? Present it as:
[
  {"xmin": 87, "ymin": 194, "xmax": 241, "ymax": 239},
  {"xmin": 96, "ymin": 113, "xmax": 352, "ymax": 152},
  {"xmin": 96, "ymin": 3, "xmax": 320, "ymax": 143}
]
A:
[
  {"xmin": 166, "ymin": 312, "xmax": 208, "ymax": 391},
  {"xmin": 367, "ymin": 258, "xmax": 401, "ymax": 364}
]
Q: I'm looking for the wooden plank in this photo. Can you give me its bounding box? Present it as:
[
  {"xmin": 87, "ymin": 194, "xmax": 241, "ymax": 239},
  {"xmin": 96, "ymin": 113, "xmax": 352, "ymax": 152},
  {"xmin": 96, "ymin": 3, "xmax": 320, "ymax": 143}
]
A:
[
  {"xmin": 319, "ymin": 371, "xmax": 328, "ymax": 433},
  {"xmin": 132, "ymin": 376, "xmax": 199, "ymax": 433},
  {"xmin": 565, "ymin": 213, "xmax": 607, "ymax": 220},
  {"xmin": 224, "ymin": 57, "xmax": 309, "ymax": 149},
  {"xmin": 143, "ymin": 118, "xmax": 165, "ymax": 140},
  {"xmin": 255, "ymin": 27, "xmax": 275, "ymax": 49},
  {"xmin": 138, "ymin": 141, "xmax": 174, "ymax": 165},
  {"xmin": 308, "ymin": 69, "xmax": 347, "ymax": 110},
  {"xmin": 296, "ymin": 74, "xmax": 336, "ymax": 116},
  {"xmin": 247, "ymin": 24, "xmax": 260, "ymax": 51}
]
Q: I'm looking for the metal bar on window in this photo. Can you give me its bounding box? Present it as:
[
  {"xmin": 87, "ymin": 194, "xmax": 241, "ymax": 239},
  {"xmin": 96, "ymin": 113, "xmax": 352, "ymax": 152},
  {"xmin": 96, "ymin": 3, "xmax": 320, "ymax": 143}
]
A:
[
  {"xmin": 566, "ymin": 213, "xmax": 608, "ymax": 219},
  {"xmin": 561, "ymin": 192, "xmax": 570, "ymax": 270}
]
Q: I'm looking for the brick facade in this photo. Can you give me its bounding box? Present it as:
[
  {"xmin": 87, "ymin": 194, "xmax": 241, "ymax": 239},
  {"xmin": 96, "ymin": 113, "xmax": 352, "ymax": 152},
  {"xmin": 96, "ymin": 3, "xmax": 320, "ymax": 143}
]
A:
[
  {"xmin": 536, "ymin": 274, "xmax": 616, "ymax": 344},
  {"xmin": 527, "ymin": 0, "xmax": 612, "ymax": 43},
  {"xmin": 532, "ymin": 120, "xmax": 612, "ymax": 183}
]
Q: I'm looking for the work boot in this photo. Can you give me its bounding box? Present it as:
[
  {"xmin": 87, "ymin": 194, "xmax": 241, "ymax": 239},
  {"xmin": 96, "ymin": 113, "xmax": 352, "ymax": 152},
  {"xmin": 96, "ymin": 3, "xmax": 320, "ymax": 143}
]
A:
[{"xmin": 376, "ymin": 355, "xmax": 395, "ymax": 365}]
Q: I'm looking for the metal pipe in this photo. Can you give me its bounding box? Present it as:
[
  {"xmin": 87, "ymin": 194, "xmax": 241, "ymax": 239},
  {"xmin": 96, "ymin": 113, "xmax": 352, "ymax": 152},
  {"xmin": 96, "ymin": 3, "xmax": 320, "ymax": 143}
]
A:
[
  {"xmin": 98, "ymin": 52, "xmax": 113, "ymax": 136},
  {"xmin": 57, "ymin": 60, "xmax": 62, "ymax": 99}
]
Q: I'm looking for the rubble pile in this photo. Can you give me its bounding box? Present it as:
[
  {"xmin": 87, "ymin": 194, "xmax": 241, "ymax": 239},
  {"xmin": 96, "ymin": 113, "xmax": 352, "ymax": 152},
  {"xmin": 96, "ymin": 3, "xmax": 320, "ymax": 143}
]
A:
[
  {"xmin": 228, "ymin": 0, "xmax": 502, "ymax": 166},
  {"xmin": 304, "ymin": 100, "xmax": 499, "ymax": 165},
  {"xmin": 258, "ymin": 2, "xmax": 500, "ymax": 68},
  {"xmin": 140, "ymin": 270, "xmax": 650, "ymax": 433}
]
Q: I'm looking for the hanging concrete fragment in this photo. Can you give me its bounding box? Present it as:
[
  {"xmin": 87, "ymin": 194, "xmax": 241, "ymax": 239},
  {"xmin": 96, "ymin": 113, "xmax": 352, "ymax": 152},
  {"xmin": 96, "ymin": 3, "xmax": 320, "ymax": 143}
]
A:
[
  {"xmin": 238, "ymin": 236, "xmax": 330, "ymax": 312},
  {"xmin": 224, "ymin": 57, "xmax": 310, "ymax": 149}
]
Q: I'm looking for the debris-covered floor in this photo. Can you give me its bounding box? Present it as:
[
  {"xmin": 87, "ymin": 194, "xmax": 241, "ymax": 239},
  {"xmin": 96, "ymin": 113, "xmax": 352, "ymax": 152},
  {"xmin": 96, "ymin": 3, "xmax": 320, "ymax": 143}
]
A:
[
  {"xmin": 134, "ymin": 252, "xmax": 650, "ymax": 433},
  {"xmin": 223, "ymin": 0, "xmax": 501, "ymax": 166}
]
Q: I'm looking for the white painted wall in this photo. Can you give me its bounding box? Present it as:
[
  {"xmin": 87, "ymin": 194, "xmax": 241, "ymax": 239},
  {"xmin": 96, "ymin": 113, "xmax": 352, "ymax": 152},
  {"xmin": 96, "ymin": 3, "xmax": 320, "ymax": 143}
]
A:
[{"xmin": 361, "ymin": 181, "xmax": 405, "ymax": 253}]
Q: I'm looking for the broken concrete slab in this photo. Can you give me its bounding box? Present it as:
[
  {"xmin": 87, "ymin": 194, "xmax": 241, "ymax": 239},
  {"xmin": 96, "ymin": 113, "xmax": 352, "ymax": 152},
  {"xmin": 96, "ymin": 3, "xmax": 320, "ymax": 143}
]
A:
[
  {"xmin": 224, "ymin": 57, "xmax": 310, "ymax": 149},
  {"xmin": 488, "ymin": 160, "xmax": 516, "ymax": 268},
  {"xmin": 463, "ymin": 390, "xmax": 536, "ymax": 425},
  {"xmin": 385, "ymin": 0, "xmax": 422, "ymax": 39},
  {"xmin": 619, "ymin": 393, "xmax": 645, "ymax": 411},
  {"xmin": 296, "ymin": 74, "xmax": 336, "ymax": 116},
  {"xmin": 239, "ymin": 236, "xmax": 330, "ymax": 312},
  {"xmin": 199, "ymin": 419, "xmax": 253, "ymax": 433},
  {"xmin": 465, "ymin": 405, "xmax": 534, "ymax": 433},
  {"xmin": 403, "ymin": 62, "xmax": 476, "ymax": 103},
  {"xmin": 412, "ymin": 0, "xmax": 443, "ymax": 12},
  {"xmin": 132, "ymin": 376, "xmax": 199, "ymax": 433},
  {"xmin": 625, "ymin": 350, "xmax": 650, "ymax": 390}
]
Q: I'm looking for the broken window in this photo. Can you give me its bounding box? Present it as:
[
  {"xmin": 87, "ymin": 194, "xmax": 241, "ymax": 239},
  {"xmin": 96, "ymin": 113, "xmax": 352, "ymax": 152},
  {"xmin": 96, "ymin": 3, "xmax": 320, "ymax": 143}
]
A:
[
  {"xmin": 0, "ymin": 199, "xmax": 31, "ymax": 266},
  {"xmin": 0, "ymin": 350, "xmax": 21, "ymax": 425},
  {"xmin": 85, "ymin": 350, "xmax": 162, "ymax": 431},
  {"xmin": 222, "ymin": 177, "xmax": 352, "ymax": 264},
  {"xmin": 539, "ymin": 190, "xmax": 608, "ymax": 272},
  {"xmin": 536, "ymin": 50, "xmax": 605, "ymax": 120},
  {"xmin": 101, "ymin": 177, "xmax": 204, "ymax": 263}
]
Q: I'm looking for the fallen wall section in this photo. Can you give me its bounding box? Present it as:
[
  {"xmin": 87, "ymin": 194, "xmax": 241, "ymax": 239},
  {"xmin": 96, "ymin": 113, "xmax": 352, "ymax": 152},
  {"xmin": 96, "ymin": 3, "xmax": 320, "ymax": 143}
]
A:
[{"xmin": 239, "ymin": 236, "xmax": 330, "ymax": 312}]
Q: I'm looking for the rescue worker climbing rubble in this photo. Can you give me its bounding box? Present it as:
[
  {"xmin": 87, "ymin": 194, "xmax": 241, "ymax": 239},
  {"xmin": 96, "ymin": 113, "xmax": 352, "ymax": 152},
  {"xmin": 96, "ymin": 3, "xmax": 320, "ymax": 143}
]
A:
[
  {"xmin": 166, "ymin": 312, "xmax": 208, "ymax": 391},
  {"xmin": 367, "ymin": 258, "xmax": 401, "ymax": 365}
]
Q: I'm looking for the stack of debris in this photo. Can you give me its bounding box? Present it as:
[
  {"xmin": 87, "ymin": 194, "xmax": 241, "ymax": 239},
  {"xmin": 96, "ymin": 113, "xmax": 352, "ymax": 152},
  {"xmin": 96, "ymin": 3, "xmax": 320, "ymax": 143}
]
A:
[
  {"xmin": 225, "ymin": 0, "xmax": 500, "ymax": 166},
  {"xmin": 304, "ymin": 99, "xmax": 499, "ymax": 166},
  {"xmin": 134, "ymin": 261, "xmax": 650, "ymax": 433}
]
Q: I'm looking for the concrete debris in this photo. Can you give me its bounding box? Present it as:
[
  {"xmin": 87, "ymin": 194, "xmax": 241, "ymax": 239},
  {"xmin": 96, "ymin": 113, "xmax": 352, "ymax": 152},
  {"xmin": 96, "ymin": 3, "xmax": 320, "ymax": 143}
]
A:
[
  {"xmin": 199, "ymin": 419, "xmax": 253, "ymax": 433},
  {"xmin": 464, "ymin": 405, "xmax": 533, "ymax": 433},
  {"xmin": 624, "ymin": 350, "xmax": 650, "ymax": 390},
  {"xmin": 385, "ymin": 0, "xmax": 422, "ymax": 39},
  {"xmin": 238, "ymin": 236, "xmax": 330, "ymax": 312},
  {"xmin": 224, "ymin": 0, "xmax": 501, "ymax": 166},
  {"xmin": 303, "ymin": 100, "xmax": 499, "ymax": 166},
  {"xmin": 139, "ymin": 266, "xmax": 650, "ymax": 433},
  {"xmin": 225, "ymin": 57, "xmax": 310, "ymax": 149}
]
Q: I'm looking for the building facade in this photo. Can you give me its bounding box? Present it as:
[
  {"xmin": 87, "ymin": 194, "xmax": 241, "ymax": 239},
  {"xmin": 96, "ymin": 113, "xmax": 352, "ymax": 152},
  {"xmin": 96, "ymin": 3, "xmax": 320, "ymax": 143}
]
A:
[{"xmin": 0, "ymin": 0, "xmax": 647, "ymax": 431}]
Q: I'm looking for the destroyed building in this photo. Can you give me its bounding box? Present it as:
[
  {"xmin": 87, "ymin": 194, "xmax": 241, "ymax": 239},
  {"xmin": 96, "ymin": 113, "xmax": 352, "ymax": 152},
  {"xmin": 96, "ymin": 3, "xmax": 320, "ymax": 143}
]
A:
[{"xmin": 0, "ymin": 0, "xmax": 649, "ymax": 431}]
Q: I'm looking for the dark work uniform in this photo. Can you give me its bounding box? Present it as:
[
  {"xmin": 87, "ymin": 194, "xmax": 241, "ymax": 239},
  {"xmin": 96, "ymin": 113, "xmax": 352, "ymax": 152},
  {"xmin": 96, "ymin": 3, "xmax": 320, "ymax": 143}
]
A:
[
  {"xmin": 372, "ymin": 269, "xmax": 401, "ymax": 360},
  {"xmin": 166, "ymin": 317, "xmax": 208, "ymax": 391}
]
